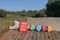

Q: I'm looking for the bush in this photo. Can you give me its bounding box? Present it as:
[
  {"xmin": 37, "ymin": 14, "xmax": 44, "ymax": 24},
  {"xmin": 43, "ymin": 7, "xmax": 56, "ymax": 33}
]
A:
[{"xmin": 0, "ymin": 10, "xmax": 7, "ymax": 18}]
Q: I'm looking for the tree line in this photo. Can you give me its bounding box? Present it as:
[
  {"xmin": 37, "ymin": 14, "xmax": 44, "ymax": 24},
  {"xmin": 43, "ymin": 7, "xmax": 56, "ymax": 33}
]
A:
[{"xmin": 0, "ymin": 9, "xmax": 46, "ymax": 18}]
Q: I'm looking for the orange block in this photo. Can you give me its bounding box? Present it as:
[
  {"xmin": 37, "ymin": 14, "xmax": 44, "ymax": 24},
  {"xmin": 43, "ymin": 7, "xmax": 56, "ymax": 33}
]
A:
[{"xmin": 47, "ymin": 26, "xmax": 52, "ymax": 32}]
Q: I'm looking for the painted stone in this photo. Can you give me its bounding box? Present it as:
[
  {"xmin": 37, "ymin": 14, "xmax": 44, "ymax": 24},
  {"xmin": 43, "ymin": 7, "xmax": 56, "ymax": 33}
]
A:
[
  {"xmin": 42, "ymin": 25, "xmax": 47, "ymax": 32},
  {"xmin": 29, "ymin": 24, "xmax": 35, "ymax": 30},
  {"xmin": 19, "ymin": 21, "xmax": 28, "ymax": 32},
  {"xmin": 47, "ymin": 26, "xmax": 52, "ymax": 32},
  {"xmin": 35, "ymin": 25, "xmax": 41, "ymax": 32}
]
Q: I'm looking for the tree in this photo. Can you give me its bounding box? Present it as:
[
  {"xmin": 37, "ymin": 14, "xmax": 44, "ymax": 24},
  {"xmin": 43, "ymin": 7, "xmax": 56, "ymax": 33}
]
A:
[
  {"xmin": 0, "ymin": 9, "xmax": 7, "ymax": 18},
  {"xmin": 39, "ymin": 8, "xmax": 47, "ymax": 17},
  {"xmin": 48, "ymin": 0, "xmax": 56, "ymax": 4},
  {"xmin": 46, "ymin": 1, "xmax": 60, "ymax": 17}
]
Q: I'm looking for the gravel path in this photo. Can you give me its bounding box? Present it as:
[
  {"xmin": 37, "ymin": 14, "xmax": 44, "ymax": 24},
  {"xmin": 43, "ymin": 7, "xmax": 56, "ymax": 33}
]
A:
[{"xmin": 0, "ymin": 30, "xmax": 60, "ymax": 40}]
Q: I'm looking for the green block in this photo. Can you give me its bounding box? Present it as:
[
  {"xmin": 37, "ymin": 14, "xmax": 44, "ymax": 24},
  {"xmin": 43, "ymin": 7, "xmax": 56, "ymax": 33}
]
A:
[{"xmin": 29, "ymin": 24, "xmax": 35, "ymax": 30}]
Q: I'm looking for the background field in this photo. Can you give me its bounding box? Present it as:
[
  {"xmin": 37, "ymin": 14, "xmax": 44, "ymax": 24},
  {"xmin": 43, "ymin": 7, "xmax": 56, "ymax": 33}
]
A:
[
  {"xmin": 0, "ymin": 17, "xmax": 60, "ymax": 40},
  {"xmin": 0, "ymin": 14, "xmax": 27, "ymax": 37}
]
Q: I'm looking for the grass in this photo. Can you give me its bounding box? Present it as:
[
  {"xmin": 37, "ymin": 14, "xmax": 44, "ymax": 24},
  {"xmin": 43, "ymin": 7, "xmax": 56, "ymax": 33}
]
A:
[{"xmin": 0, "ymin": 14, "xmax": 27, "ymax": 37}]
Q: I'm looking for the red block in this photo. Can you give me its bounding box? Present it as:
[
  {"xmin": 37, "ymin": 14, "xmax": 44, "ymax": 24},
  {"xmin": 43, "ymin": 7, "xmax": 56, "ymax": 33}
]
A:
[
  {"xmin": 19, "ymin": 21, "xmax": 28, "ymax": 32},
  {"xmin": 42, "ymin": 25, "xmax": 47, "ymax": 32}
]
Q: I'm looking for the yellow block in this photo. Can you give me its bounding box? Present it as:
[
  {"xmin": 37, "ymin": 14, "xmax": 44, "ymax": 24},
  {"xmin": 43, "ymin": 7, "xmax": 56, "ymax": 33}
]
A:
[{"xmin": 47, "ymin": 26, "xmax": 52, "ymax": 32}]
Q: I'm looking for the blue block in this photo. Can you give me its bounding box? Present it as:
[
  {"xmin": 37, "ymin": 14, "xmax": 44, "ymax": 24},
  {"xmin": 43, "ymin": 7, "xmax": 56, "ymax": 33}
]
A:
[{"xmin": 35, "ymin": 25, "xmax": 41, "ymax": 32}]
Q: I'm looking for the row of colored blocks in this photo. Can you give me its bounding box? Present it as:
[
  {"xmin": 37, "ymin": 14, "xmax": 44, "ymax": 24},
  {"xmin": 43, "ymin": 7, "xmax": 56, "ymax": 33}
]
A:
[
  {"xmin": 28, "ymin": 24, "xmax": 52, "ymax": 32},
  {"xmin": 19, "ymin": 21, "xmax": 52, "ymax": 32}
]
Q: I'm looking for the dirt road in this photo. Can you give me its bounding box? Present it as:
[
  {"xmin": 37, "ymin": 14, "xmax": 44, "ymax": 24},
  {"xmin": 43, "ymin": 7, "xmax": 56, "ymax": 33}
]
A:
[{"xmin": 0, "ymin": 30, "xmax": 60, "ymax": 40}]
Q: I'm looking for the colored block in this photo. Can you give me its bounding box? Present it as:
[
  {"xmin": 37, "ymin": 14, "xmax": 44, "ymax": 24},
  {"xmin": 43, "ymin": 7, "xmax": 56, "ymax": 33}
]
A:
[
  {"xmin": 29, "ymin": 24, "xmax": 35, "ymax": 30},
  {"xmin": 19, "ymin": 21, "xmax": 28, "ymax": 32},
  {"xmin": 47, "ymin": 26, "xmax": 52, "ymax": 32},
  {"xmin": 42, "ymin": 25, "xmax": 47, "ymax": 32},
  {"xmin": 35, "ymin": 25, "xmax": 41, "ymax": 32}
]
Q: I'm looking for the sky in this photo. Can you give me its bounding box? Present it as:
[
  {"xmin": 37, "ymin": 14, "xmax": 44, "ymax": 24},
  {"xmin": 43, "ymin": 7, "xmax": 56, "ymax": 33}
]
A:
[{"xmin": 0, "ymin": 0, "xmax": 48, "ymax": 11}]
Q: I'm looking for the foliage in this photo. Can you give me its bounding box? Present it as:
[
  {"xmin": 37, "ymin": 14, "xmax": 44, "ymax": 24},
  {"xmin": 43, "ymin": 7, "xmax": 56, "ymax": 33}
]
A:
[
  {"xmin": 46, "ymin": 1, "xmax": 60, "ymax": 17},
  {"xmin": 0, "ymin": 9, "xmax": 7, "ymax": 18},
  {"xmin": 0, "ymin": 9, "xmax": 46, "ymax": 18},
  {"xmin": 38, "ymin": 9, "xmax": 47, "ymax": 17}
]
